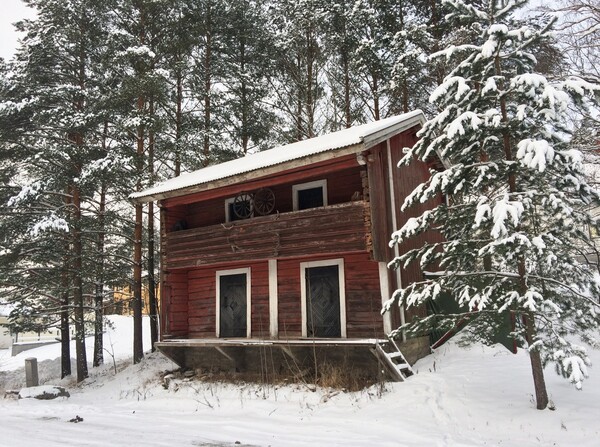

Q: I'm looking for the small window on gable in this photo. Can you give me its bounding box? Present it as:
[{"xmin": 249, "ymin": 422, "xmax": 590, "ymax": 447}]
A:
[{"xmin": 293, "ymin": 180, "xmax": 328, "ymax": 211}]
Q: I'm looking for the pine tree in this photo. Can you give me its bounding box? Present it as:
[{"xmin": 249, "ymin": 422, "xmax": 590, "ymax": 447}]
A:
[
  {"xmin": 0, "ymin": 0, "xmax": 122, "ymax": 382},
  {"xmin": 270, "ymin": 0, "xmax": 327, "ymax": 141},
  {"xmin": 321, "ymin": 0, "xmax": 363, "ymax": 130},
  {"xmin": 388, "ymin": 0, "xmax": 600, "ymax": 409},
  {"xmin": 1, "ymin": 0, "xmax": 134, "ymax": 378},
  {"xmin": 221, "ymin": 0, "xmax": 279, "ymax": 154}
]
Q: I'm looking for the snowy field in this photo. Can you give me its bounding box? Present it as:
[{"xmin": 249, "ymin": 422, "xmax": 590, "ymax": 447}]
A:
[{"xmin": 1, "ymin": 317, "xmax": 599, "ymax": 447}]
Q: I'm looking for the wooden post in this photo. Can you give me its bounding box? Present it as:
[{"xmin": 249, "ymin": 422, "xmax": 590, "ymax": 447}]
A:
[{"xmin": 25, "ymin": 358, "xmax": 39, "ymax": 387}]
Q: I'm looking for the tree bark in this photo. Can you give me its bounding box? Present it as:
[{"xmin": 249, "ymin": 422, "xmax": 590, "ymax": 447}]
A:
[
  {"xmin": 60, "ymin": 229, "xmax": 71, "ymax": 379},
  {"xmin": 342, "ymin": 50, "xmax": 351, "ymax": 128},
  {"xmin": 71, "ymin": 178, "xmax": 88, "ymax": 382},
  {"xmin": 175, "ymin": 68, "xmax": 183, "ymax": 176},
  {"xmin": 133, "ymin": 95, "xmax": 145, "ymax": 364},
  {"xmin": 306, "ymin": 26, "xmax": 315, "ymax": 138},
  {"xmin": 147, "ymin": 97, "xmax": 158, "ymax": 351},
  {"xmin": 495, "ymin": 53, "xmax": 549, "ymax": 409},
  {"xmin": 372, "ymin": 73, "xmax": 380, "ymax": 121},
  {"xmin": 202, "ymin": 3, "xmax": 212, "ymax": 167},
  {"xmin": 93, "ymin": 178, "xmax": 106, "ymax": 367}
]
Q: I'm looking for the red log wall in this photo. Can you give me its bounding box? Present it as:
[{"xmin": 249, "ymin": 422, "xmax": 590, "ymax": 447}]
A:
[
  {"xmin": 389, "ymin": 132, "xmax": 445, "ymax": 321},
  {"xmin": 187, "ymin": 260, "xmax": 270, "ymax": 338},
  {"xmin": 164, "ymin": 253, "xmax": 384, "ymax": 339},
  {"xmin": 279, "ymin": 253, "xmax": 384, "ymax": 339}
]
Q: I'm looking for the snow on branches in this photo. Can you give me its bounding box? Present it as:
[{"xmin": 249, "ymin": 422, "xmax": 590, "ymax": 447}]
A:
[{"xmin": 388, "ymin": 0, "xmax": 600, "ymax": 398}]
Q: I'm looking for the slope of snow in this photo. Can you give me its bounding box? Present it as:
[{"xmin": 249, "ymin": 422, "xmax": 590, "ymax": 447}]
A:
[{"xmin": 0, "ymin": 316, "xmax": 599, "ymax": 446}]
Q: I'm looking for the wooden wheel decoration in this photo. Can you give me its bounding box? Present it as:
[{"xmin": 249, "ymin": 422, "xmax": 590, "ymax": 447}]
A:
[
  {"xmin": 233, "ymin": 192, "xmax": 253, "ymax": 219},
  {"xmin": 253, "ymin": 187, "xmax": 275, "ymax": 216}
]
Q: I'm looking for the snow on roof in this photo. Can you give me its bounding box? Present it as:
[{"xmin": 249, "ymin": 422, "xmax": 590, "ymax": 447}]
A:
[{"xmin": 131, "ymin": 111, "xmax": 424, "ymax": 202}]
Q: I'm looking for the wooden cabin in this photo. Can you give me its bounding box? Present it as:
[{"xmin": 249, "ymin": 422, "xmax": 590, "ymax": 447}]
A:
[{"xmin": 131, "ymin": 111, "xmax": 443, "ymax": 382}]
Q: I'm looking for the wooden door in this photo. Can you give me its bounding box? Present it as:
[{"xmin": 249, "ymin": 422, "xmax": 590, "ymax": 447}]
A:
[
  {"xmin": 219, "ymin": 273, "xmax": 247, "ymax": 337},
  {"xmin": 306, "ymin": 265, "xmax": 341, "ymax": 337}
]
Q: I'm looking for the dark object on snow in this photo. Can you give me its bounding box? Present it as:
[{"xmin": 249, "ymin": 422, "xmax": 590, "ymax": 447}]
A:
[
  {"xmin": 18, "ymin": 385, "xmax": 70, "ymax": 400},
  {"xmin": 25, "ymin": 358, "xmax": 39, "ymax": 387},
  {"xmin": 69, "ymin": 415, "xmax": 84, "ymax": 423}
]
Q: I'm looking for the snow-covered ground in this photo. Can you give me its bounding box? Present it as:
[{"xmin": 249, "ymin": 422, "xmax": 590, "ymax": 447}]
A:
[{"xmin": 1, "ymin": 316, "xmax": 599, "ymax": 447}]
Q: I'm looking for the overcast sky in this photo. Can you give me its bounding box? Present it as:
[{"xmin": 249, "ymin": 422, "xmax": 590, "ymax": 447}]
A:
[{"xmin": 0, "ymin": 0, "xmax": 36, "ymax": 60}]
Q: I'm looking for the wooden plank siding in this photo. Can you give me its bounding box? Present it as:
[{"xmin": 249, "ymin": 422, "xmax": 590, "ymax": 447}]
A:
[
  {"xmin": 163, "ymin": 253, "xmax": 384, "ymax": 340},
  {"xmin": 181, "ymin": 166, "xmax": 365, "ymax": 230},
  {"xmin": 389, "ymin": 132, "xmax": 445, "ymax": 322},
  {"xmin": 278, "ymin": 253, "xmax": 383, "ymax": 339},
  {"xmin": 161, "ymin": 154, "xmax": 361, "ymax": 209},
  {"xmin": 366, "ymin": 142, "xmax": 394, "ymax": 262},
  {"xmin": 186, "ymin": 261, "xmax": 270, "ymax": 339},
  {"xmin": 165, "ymin": 202, "xmax": 370, "ymax": 269},
  {"xmin": 163, "ymin": 269, "xmax": 190, "ymax": 337},
  {"xmin": 344, "ymin": 253, "xmax": 385, "ymax": 337}
]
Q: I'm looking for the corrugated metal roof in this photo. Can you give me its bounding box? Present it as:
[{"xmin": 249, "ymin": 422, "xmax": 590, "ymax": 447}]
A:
[{"xmin": 131, "ymin": 111, "xmax": 424, "ymax": 201}]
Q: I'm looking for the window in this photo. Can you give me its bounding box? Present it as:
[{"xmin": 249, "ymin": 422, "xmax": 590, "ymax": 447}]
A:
[{"xmin": 292, "ymin": 180, "xmax": 328, "ymax": 211}]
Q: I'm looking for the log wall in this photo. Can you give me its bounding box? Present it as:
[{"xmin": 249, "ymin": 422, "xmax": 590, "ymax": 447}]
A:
[
  {"xmin": 187, "ymin": 260, "xmax": 270, "ymax": 339},
  {"xmin": 164, "ymin": 269, "xmax": 190, "ymax": 337},
  {"xmin": 164, "ymin": 253, "xmax": 384, "ymax": 340},
  {"xmin": 182, "ymin": 166, "xmax": 364, "ymax": 229},
  {"xmin": 166, "ymin": 202, "xmax": 370, "ymax": 270},
  {"xmin": 389, "ymin": 132, "xmax": 445, "ymax": 321},
  {"xmin": 278, "ymin": 253, "xmax": 384, "ymax": 339}
]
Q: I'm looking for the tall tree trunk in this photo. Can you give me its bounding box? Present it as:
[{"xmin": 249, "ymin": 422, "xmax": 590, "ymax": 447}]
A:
[
  {"xmin": 306, "ymin": 27, "xmax": 315, "ymax": 138},
  {"xmin": 147, "ymin": 97, "xmax": 158, "ymax": 351},
  {"xmin": 60, "ymin": 222, "xmax": 71, "ymax": 379},
  {"xmin": 372, "ymin": 73, "xmax": 380, "ymax": 121},
  {"xmin": 203, "ymin": 5, "xmax": 212, "ymax": 166},
  {"xmin": 495, "ymin": 54, "xmax": 548, "ymax": 410},
  {"xmin": 175, "ymin": 68, "xmax": 183, "ymax": 176},
  {"xmin": 240, "ymin": 39, "xmax": 249, "ymax": 154},
  {"xmin": 296, "ymin": 56, "xmax": 303, "ymax": 141},
  {"xmin": 71, "ymin": 177, "xmax": 88, "ymax": 382},
  {"xmin": 93, "ymin": 178, "xmax": 106, "ymax": 367},
  {"xmin": 133, "ymin": 95, "xmax": 145, "ymax": 364},
  {"xmin": 525, "ymin": 311, "xmax": 549, "ymax": 409},
  {"xmin": 60, "ymin": 287, "xmax": 71, "ymax": 378},
  {"xmin": 342, "ymin": 50, "xmax": 351, "ymax": 128}
]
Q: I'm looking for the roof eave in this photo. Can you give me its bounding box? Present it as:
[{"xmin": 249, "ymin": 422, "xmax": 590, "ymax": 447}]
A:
[
  {"xmin": 362, "ymin": 112, "xmax": 425, "ymax": 149},
  {"xmin": 131, "ymin": 111, "xmax": 427, "ymax": 204},
  {"xmin": 131, "ymin": 142, "xmax": 367, "ymax": 204}
]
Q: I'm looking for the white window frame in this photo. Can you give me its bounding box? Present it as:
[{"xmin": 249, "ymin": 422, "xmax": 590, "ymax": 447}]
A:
[
  {"xmin": 224, "ymin": 196, "xmax": 253, "ymax": 223},
  {"xmin": 300, "ymin": 258, "xmax": 346, "ymax": 338},
  {"xmin": 215, "ymin": 267, "xmax": 252, "ymax": 338},
  {"xmin": 292, "ymin": 179, "xmax": 328, "ymax": 211}
]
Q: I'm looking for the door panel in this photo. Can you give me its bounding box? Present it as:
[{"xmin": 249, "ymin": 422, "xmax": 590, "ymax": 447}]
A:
[
  {"xmin": 306, "ymin": 265, "xmax": 341, "ymax": 337},
  {"xmin": 219, "ymin": 273, "xmax": 247, "ymax": 337}
]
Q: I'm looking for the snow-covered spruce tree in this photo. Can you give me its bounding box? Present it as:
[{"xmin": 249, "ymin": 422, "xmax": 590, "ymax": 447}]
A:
[{"xmin": 386, "ymin": 0, "xmax": 600, "ymax": 410}]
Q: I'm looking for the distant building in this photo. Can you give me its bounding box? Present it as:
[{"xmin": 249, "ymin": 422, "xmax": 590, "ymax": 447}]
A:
[
  {"xmin": 0, "ymin": 304, "xmax": 11, "ymax": 349},
  {"xmin": 109, "ymin": 278, "xmax": 159, "ymax": 316}
]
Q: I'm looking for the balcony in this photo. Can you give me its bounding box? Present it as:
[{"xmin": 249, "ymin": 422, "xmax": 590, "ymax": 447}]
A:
[{"xmin": 165, "ymin": 201, "xmax": 371, "ymax": 270}]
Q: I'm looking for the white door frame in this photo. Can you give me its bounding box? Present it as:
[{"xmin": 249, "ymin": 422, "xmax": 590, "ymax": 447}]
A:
[
  {"xmin": 300, "ymin": 258, "xmax": 346, "ymax": 338},
  {"xmin": 216, "ymin": 267, "xmax": 251, "ymax": 338}
]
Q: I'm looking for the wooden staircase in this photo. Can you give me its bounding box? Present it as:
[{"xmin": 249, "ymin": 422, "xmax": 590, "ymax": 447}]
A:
[{"xmin": 375, "ymin": 338, "xmax": 413, "ymax": 382}]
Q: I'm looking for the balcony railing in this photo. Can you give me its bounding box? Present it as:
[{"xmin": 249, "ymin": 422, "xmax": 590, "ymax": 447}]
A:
[{"xmin": 165, "ymin": 201, "xmax": 370, "ymax": 269}]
